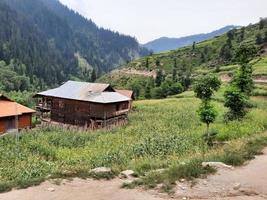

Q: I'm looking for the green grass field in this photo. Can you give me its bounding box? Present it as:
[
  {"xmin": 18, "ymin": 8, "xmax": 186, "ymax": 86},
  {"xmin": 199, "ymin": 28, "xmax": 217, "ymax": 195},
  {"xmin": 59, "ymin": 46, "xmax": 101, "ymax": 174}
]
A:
[{"xmin": 0, "ymin": 89, "xmax": 267, "ymax": 192}]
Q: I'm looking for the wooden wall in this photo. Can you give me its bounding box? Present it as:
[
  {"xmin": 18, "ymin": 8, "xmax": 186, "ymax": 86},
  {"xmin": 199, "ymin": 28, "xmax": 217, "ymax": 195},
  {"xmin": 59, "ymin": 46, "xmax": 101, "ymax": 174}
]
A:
[
  {"xmin": 0, "ymin": 113, "xmax": 32, "ymax": 135},
  {"xmin": 18, "ymin": 114, "xmax": 32, "ymax": 129},
  {"xmin": 49, "ymin": 97, "xmax": 129, "ymax": 126},
  {"xmin": 0, "ymin": 118, "xmax": 5, "ymax": 133}
]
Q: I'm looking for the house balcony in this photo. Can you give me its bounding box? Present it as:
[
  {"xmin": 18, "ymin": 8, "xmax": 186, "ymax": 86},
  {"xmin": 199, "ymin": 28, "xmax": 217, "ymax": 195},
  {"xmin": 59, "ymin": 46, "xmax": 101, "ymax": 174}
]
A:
[
  {"xmin": 114, "ymin": 109, "xmax": 129, "ymax": 116},
  {"xmin": 36, "ymin": 103, "xmax": 51, "ymax": 112}
]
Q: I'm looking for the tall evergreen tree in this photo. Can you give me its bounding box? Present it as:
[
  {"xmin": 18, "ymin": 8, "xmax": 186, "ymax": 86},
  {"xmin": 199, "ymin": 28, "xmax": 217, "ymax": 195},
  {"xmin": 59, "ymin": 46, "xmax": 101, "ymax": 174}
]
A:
[
  {"xmin": 264, "ymin": 31, "xmax": 267, "ymax": 42},
  {"xmin": 144, "ymin": 82, "xmax": 151, "ymax": 99},
  {"xmin": 155, "ymin": 59, "xmax": 160, "ymax": 67},
  {"xmin": 172, "ymin": 68, "xmax": 177, "ymax": 82},
  {"xmin": 256, "ymin": 33, "xmax": 263, "ymax": 45},
  {"xmin": 239, "ymin": 27, "xmax": 245, "ymax": 41},
  {"xmin": 192, "ymin": 41, "xmax": 196, "ymax": 51},
  {"xmin": 145, "ymin": 57, "xmax": 149, "ymax": 69},
  {"xmin": 155, "ymin": 69, "xmax": 164, "ymax": 87},
  {"xmin": 91, "ymin": 68, "xmax": 97, "ymax": 82},
  {"xmin": 259, "ymin": 17, "xmax": 267, "ymax": 29}
]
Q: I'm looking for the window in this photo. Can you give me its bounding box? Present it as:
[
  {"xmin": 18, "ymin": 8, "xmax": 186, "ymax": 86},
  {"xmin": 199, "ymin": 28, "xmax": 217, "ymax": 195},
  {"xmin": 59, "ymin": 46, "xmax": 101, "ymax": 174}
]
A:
[
  {"xmin": 6, "ymin": 117, "xmax": 16, "ymax": 130},
  {"xmin": 121, "ymin": 102, "xmax": 129, "ymax": 110},
  {"xmin": 116, "ymin": 104, "xmax": 120, "ymax": 111},
  {"xmin": 59, "ymin": 100, "xmax": 64, "ymax": 109}
]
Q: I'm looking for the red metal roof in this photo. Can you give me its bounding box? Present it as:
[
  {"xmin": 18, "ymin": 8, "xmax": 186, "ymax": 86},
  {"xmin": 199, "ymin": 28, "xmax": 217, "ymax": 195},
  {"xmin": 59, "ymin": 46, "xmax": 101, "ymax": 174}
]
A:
[
  {"xmin": 115, "ymin": 89, "xmax": 134, "ymax": 99},
  {"xmin": 0, "ymin": 99, "xmax": 35, "ymax": 118}
]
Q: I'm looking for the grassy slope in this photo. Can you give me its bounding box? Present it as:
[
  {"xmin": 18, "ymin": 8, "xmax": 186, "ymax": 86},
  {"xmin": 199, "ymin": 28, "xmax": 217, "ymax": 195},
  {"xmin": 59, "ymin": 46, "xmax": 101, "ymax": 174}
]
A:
[{"xmin": 0, "ymin": 88, "xmax": 267, "ymax": 191}]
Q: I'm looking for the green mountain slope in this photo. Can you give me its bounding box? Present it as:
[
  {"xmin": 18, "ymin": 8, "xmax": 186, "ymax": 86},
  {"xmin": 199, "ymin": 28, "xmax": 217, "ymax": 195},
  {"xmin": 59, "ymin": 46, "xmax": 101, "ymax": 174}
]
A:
[
  {"xmin": 99, "ymin": 20, "xmax": 267, "ymax": 98},
  {"xmin": 0, "ymin": 0, "xmax": 149, "ymax": 91}
]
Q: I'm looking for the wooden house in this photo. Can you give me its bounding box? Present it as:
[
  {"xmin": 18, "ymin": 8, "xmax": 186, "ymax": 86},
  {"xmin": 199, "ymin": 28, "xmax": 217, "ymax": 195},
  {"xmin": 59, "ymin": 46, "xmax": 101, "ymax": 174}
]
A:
[
  {"xmin": 0, "ymin": 94, "xmax": 35, "ymax": 135},
  {"xmin": 35, "ymin": 81, "xmax": 132, "ymax": 129}
]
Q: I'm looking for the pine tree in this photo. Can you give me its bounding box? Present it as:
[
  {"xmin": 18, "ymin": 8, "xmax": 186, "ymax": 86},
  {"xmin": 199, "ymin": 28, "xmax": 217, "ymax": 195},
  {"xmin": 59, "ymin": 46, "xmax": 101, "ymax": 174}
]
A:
[
  {"xmin": 239, "ymin": 27, "xmax": 245, "ymax": 41},
  {"xmin": 173, "ymin": 58, "xmax": 177, "ymax": 68},
  {"xmin": 172, "ymin": 59, "xmax": 177, "ymax": 81},
  {"xmin": 155, "ymin": 60, "xmax": 160, "ymax": 67},
  {"xmin": 172, "ymin": 68, "xmax": 177, "ymax": 82},
  {"xmin": 264, "ymin": 31, "xmax": 267, "ymax": 43},
  {"xmin": 192, "ymin": 41, "xmax": 196, "ymax": 51},
  {"xmin": 144, "ymin": 82, "xmax": 151, "ymax": 99},
  {"xmin": 155, "ymin": 69, "xmax": 163, "ymax": 87},
  {"xmin": 91, "ymin": 68, "xmax": 97, "ymax": 82},
  {"xmin": 256, "ymin": 33, "xmax": 263, "ymax": 45},
  {"xmin": 145, "ymin": 58, "xmax": 149, "ymax": 69},
  {"xmin": 259, "ymin": 17, "xmax": 266, "ymax": 29},
  {"xmin": 200, "ymin": 52, "xmax": 206, "ymax": 63}
]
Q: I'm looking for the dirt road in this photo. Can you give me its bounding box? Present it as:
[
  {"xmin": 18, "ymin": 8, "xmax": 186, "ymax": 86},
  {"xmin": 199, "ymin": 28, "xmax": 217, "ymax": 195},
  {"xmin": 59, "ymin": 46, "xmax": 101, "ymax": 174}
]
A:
[
  {"xmin": 0, "ymin": 178, "xmax": 170, "ymax": 200},
  {"xmin": 1, "ymin": 148, "xmax": 267, "ymax": 200},
  {"xmin": 175, "ymin": 148, "xmax": 267, "ymax": 200}
]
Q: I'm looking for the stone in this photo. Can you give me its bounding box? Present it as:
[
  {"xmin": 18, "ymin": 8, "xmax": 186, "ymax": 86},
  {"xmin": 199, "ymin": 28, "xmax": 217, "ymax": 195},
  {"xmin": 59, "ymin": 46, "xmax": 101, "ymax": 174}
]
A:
[
  {"xmin": 90, "ymin": 167, "xmax": 111, "ymax": 174},
  {"xmin": 181, "ymin": 186, "xmax": 186, "ymax": 190},
  {"xmin": 180, "ymin": 178, "xmax": 185, "ymax": 183},
  {"xmin": 202, "ymin": 162, "xmax": 234, "ymax": 170},
  {"xmin": 233, "ymin": 183, "xmax": 241, "ymax": 190},
  {"xmin": 203, "ymin": 180, "xmax": 208, "ymax": 185},
  {"xmin": 123, "ymin": 179, "xmax": 134, "ymax": 185},
  {"xmin": 120, "ymin": 170, "xmax": 135, "ymax": 178},
  {"xmin": 47, "ymin": 187, "xmax": 55, "ymax": 192},
  {"xmin": 178, "ymin": 184, "xmax": 186, "ymax": 190}
]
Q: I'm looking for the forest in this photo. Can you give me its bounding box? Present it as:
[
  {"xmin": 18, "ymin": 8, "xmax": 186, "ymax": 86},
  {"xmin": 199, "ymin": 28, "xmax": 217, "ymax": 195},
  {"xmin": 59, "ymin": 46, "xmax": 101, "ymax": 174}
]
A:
[{"xmin": 0, "ymin": 0, "xmax": 149, "ymax": 91}]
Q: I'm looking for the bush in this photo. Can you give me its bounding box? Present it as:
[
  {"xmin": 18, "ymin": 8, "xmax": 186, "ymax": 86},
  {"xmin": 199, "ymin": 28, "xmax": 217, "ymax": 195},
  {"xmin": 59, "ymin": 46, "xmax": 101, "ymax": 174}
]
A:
[
  {"xmin": 151, "ymin": 87, "xmax": 166, "ymax": 99},
  {"xmin": 224, "ymin": 86, "xmax": 249, "ymax": 120},
  {"xmin": 193, "ymin": 75, "xmax": 221, "ymax": 100}
]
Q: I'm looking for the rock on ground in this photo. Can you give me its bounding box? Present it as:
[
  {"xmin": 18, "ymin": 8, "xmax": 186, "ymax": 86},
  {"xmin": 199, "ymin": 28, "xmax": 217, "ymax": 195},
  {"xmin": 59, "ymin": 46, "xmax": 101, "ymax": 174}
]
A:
[
  {"xmin": 119, "ymin": 170, "xmax": 135, "ymax": 179},
  {"xmin": 90, "ymin": 167, "xmax": 111, "ymax": 174},
  {"xmin": 202, "ymin": 162, "xmax": 234, "ymax": 170}
]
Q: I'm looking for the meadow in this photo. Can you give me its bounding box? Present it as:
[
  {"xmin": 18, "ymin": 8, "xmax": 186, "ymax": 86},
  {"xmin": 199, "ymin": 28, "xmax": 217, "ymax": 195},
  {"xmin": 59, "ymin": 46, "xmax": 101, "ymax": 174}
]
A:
[{"xmin": 0, "ymin": 88, "xmax": 267, "ymax": 192}]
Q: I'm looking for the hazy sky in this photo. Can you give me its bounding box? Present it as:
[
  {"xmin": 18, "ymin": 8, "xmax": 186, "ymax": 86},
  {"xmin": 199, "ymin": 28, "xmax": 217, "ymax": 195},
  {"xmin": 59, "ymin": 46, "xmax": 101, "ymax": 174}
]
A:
[{"xmin": 59, "ymin": 0, "xmax": 267, "ymax": 43}]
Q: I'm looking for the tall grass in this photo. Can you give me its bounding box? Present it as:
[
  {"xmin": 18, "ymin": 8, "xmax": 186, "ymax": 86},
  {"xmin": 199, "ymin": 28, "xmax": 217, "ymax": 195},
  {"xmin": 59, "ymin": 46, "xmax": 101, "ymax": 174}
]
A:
[{"xmin": 0, "ymin": 94, "xmax": 267, "ymax": 192}]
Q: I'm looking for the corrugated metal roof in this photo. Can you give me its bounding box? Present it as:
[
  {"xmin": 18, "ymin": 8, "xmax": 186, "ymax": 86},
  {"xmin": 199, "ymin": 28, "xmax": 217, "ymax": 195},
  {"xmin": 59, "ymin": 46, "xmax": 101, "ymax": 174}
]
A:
[
  {"xmin": 37, "ymin": 81, "xmax": 130, "ymax": 103},
  {"xmin": 86, "ymin": 92, "xmax": 130, "ymax": 103},
  {"xmin": 0, "ymin": 100, "xmax": 35, "ymax": 118}
]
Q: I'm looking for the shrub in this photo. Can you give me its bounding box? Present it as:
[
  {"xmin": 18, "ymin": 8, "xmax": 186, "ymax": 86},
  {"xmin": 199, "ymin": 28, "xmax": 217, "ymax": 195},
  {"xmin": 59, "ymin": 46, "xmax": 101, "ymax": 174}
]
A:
[
  {"xmin": 193, "ymin": 75, "xmax": 221, "ymax": 100},
  {"xmin": 224, "ymin": 86, "xmax": 249, "ymax": 120}
]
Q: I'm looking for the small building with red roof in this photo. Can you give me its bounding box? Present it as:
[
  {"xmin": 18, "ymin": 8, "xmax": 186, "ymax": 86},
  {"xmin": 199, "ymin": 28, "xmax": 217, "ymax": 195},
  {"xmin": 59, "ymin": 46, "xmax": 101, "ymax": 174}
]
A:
[{"xmin": 0, "ymin": 94, "xmax": 35, "ymax": 134}]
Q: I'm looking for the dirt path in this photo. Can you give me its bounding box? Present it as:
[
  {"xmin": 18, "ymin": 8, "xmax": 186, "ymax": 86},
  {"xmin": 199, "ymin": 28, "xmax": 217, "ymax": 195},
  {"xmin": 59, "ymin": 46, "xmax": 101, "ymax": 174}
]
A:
[
  {"xmin": 174, "ymin": 148, "xmax": 267, "ymax": 200},
  {"xmin": 0, "ymin": 178, "xmax": 170, "ymax": 200},
  {"xmin": 112, "ymin": 68, "xmax": 157, "ymax": 78},
  {"xmin": 220, "ymin": 74, "xmax": 267, "ymax": 84},
  {"xmin": 1, "ymin": 148, "xmax": 267, "ymax": 200}
]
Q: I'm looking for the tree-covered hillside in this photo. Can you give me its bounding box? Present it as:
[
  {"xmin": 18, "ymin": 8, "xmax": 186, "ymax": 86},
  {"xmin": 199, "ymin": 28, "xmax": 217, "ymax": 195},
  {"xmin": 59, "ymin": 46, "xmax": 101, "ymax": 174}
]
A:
[
  {"xmin": 0, "ymin": 0, "xmax": 149, "ymax": 91},
  {"xmin": 99, "ymin": 19, "xmax": 267, "ymax": 99}
]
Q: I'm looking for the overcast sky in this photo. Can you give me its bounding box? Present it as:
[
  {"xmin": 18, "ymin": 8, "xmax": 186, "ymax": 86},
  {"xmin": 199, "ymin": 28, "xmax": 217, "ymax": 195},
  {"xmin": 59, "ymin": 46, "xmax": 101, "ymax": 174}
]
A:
[{"xmin": 59, "ymin": 0, "xmax": 267, "ymax": 43}]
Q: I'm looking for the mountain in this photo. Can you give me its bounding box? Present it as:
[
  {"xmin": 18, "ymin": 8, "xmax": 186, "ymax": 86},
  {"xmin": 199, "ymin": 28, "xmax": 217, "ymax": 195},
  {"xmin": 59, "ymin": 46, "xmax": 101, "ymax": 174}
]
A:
[
  {"xmin": 0, "ymin": 0, "xmax": 149, "ymax": 91},
  {"xmin": 143, "ymin": 25, "xmax": 239, "ymax": 53},
  {"xmin": 99, "ymin": 20, "xmax": 267, "ymax": 99}
]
